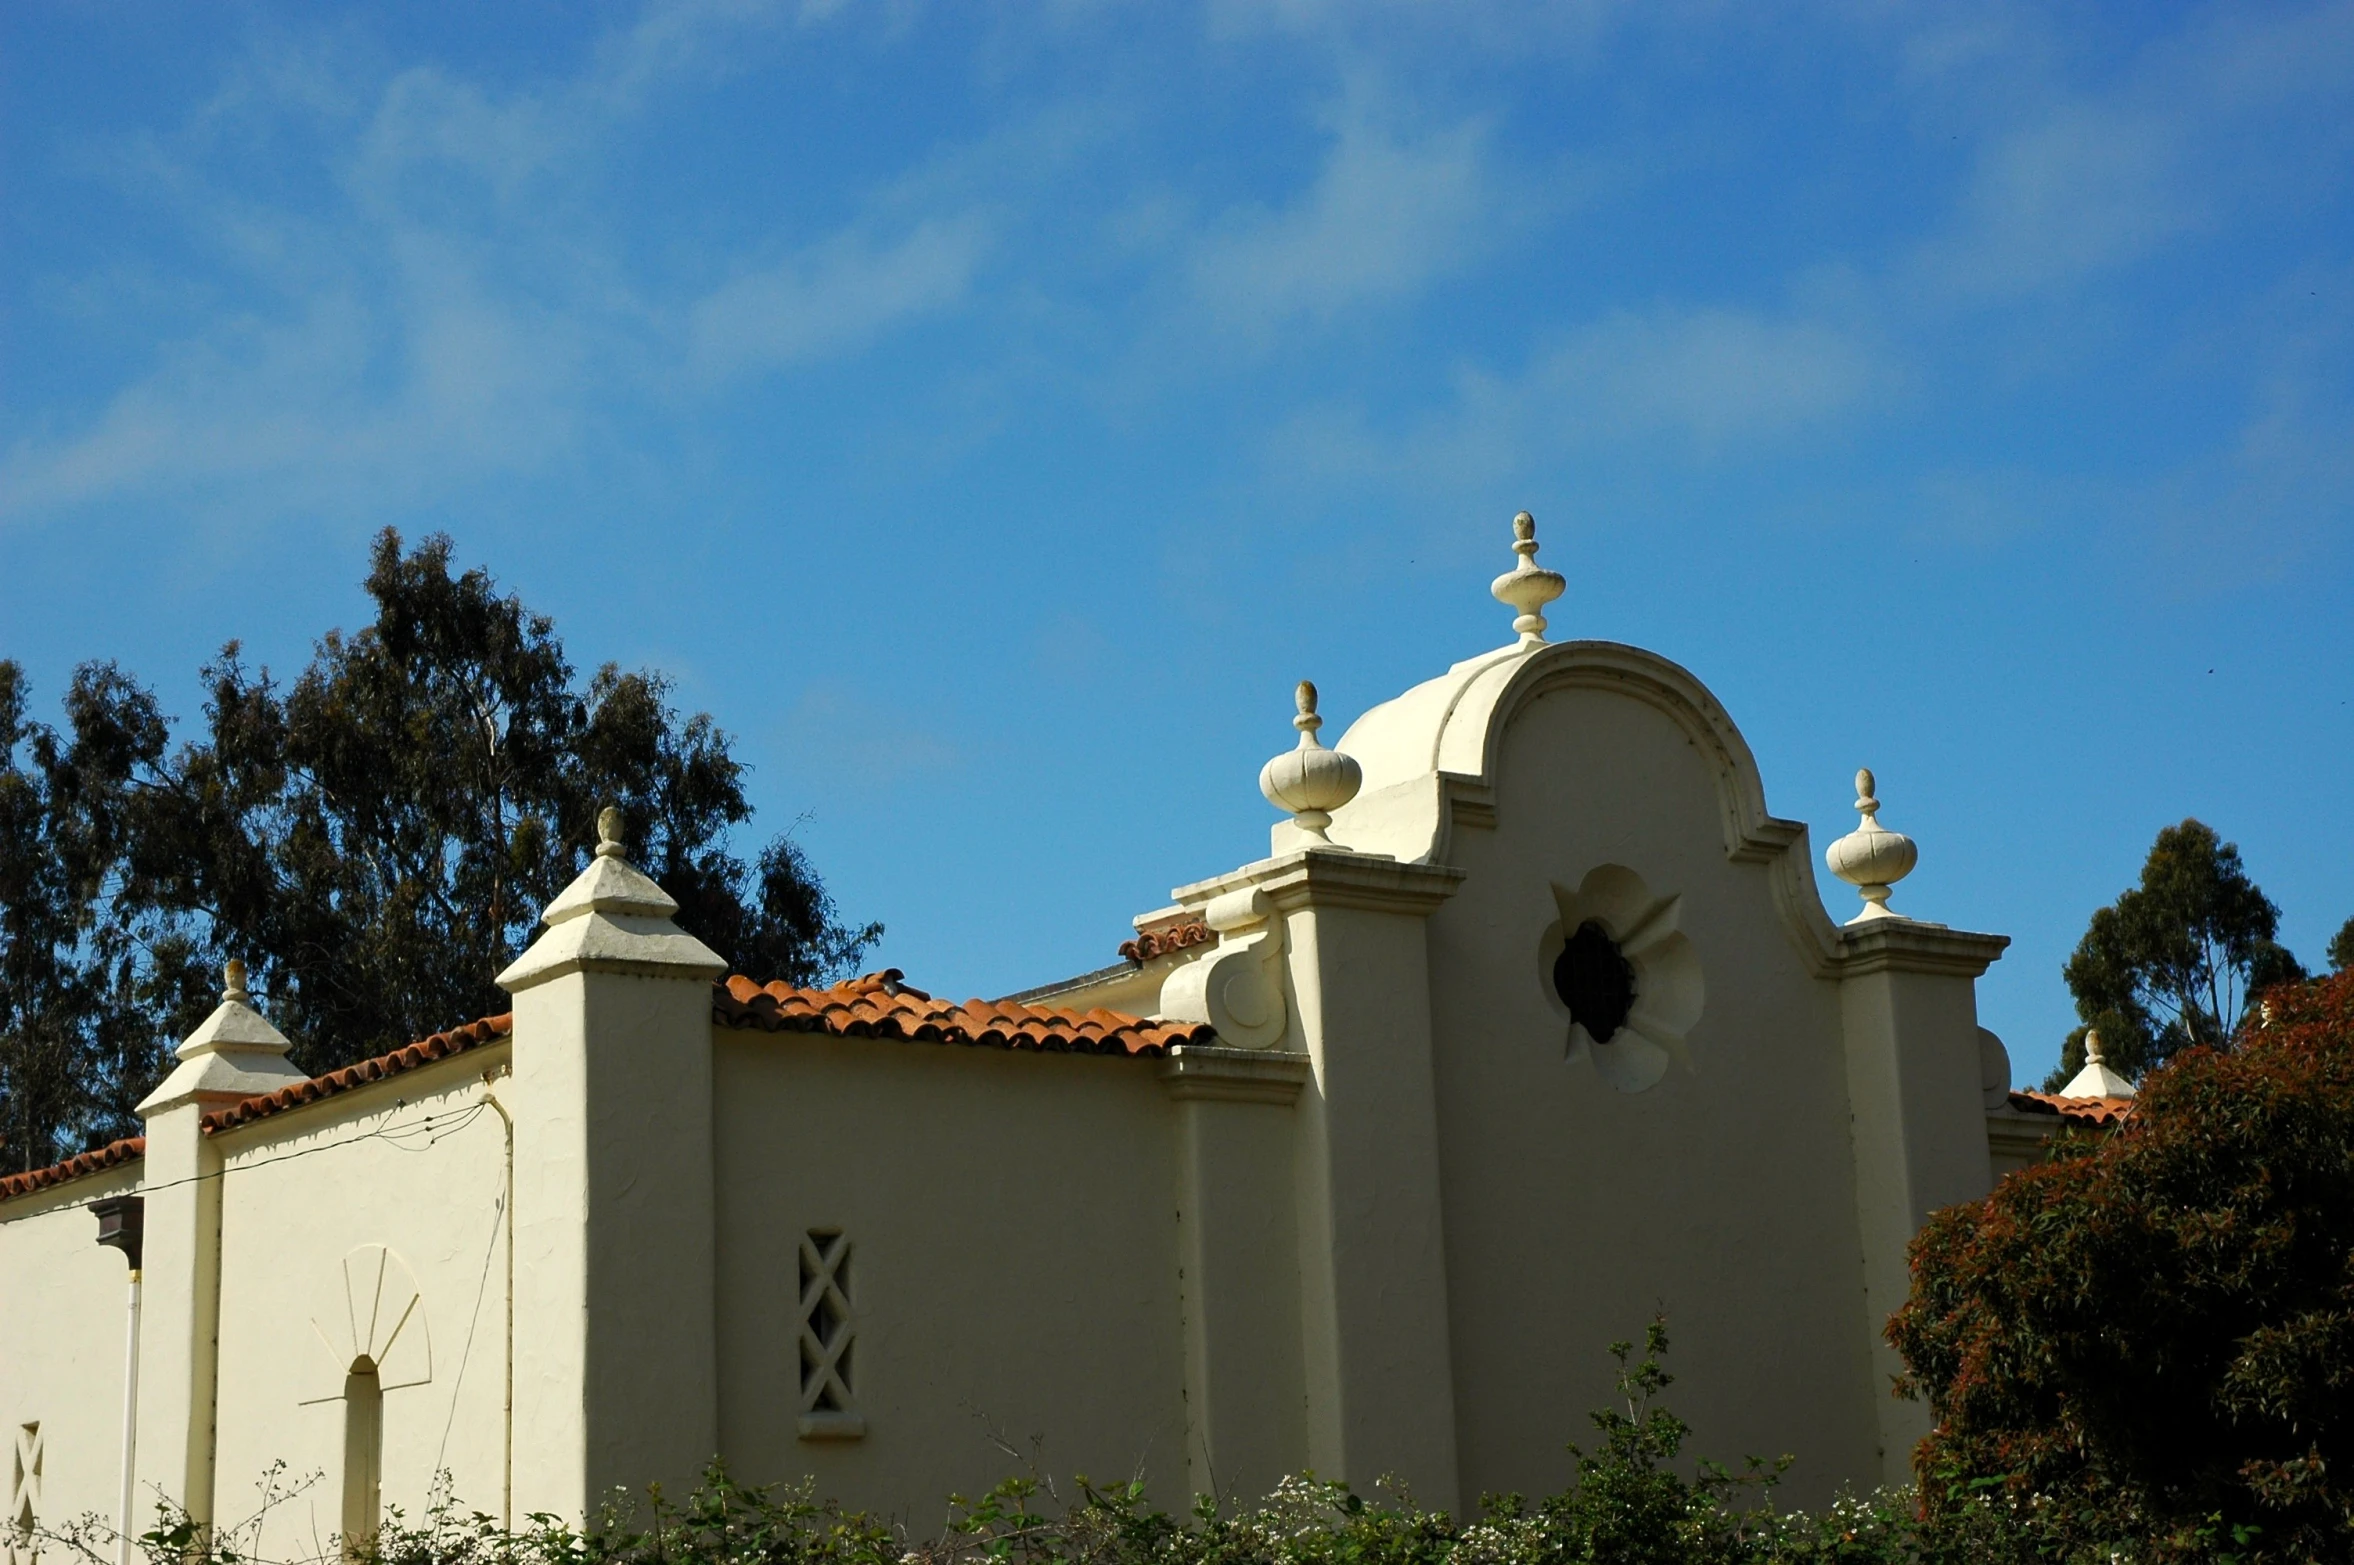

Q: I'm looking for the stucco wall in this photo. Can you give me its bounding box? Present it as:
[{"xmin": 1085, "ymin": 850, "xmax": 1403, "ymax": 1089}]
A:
[
  {"xmin": 1424, "ymin": 685, "xmax": 1880, "ymax": 1508},
  {"xmin": 711, "ymin": 1028, "xmax": 1189, "ymax": 1519},
  {"xmin": 0, "ymin": 1164, "xmax": 143, "ymax": 1545},
  {"xmin": 9, "ymin": 620, "xmax": 2014, "ymax": 1537},
  {"xmin": 207, "ymin": 1044, "xmax": 510, "ymax": 1556},
  {"xmin": 1986, "ymin": 1107, "xmax": 2057, "ymax": 1180}
]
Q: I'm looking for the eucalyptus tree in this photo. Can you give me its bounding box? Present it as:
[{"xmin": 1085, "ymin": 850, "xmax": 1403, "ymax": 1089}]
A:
[
  {"xmin": 0, "ymin": 530, "xmax": 876, "ymax": 1166},
  {"xmin": 2047, "ymin": 819, "xmax": 2304, "ymax": 1087}
]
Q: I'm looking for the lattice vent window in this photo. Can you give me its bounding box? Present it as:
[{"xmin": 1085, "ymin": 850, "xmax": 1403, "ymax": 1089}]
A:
[
  {"xmin": 797, "ymin": 1230, "xmax": 864, "ymax": 1439},
  {"xmin": 6, "ymin": 1422, "xmax": 40, "ymax": 1565}
]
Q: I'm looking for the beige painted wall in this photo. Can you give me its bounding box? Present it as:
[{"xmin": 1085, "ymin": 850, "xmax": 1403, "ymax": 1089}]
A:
[
  {"xmin": 0, "ymin": 1165, "xmax": 144, "ymax": 1545},
  {"xmin": 1423, "ymin": 686, "xmax": 1881, "ymax": 1509},
  {"xmin": 710, "ymin": 1028, "xmax": 1190, "ymax": 1520},
  {"xmin": 507, "ymin": 969, "xmax": 720, "ymax": 1520},
  {"xmin": 207, "ymin": 1045, "xmax": 510, "ymax": 1557},
  {"xmin": 7, "ymin": 630, "xmax": 2023, "ymax": 1540},
  {"xmin": 1986, "ymin": 1108, "xmax": 2057, "ymax": 1179}
]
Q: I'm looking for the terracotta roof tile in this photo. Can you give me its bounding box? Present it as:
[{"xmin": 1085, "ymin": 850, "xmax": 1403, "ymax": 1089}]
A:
[
  {"xmin": 14, "ymin": 976, "xmax": 1191, "ymax": 1195},
  {"xmin": 202, "ymin": 1014, "xmax": 514, "ymax": 1134},
  {"xmin": 2007, "ymin": 1088, "xmax": 2135, "ymax": 1127},
  {"xmin": 715, "ymin": 968, "xmax": 1213, "ymax": 1056},
  {"xmin": 0, "ymin": 1135, "xmax": 145, "ymax": 1204},
  {"xmin": 1119, "ymin": 921, "xmax": 1214, "ymax": 964}
]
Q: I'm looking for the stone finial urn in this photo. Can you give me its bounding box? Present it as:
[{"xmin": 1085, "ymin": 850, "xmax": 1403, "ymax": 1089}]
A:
[
  {"xmin": 1259, "ymin": 681, "xmax": 1362, "ymax": 841},
  {"xmin": 1824, "ymin": 768, "xmax": 1918, "ymax": 923}
]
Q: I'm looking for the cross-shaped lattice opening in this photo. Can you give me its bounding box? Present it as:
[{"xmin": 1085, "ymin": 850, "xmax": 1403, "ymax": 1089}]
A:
[
  {"xmin": 798, "ymin": 1231, "xmax": 854, "ymax": 1416},
  {"xmin": 7, "ymin": 1423, "xmax": 40, "ymax": 1565}
]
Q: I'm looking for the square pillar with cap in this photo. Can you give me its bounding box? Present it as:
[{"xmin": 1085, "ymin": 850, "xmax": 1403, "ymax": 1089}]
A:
[
  {"xmin": 1158, "ymin": 1041, "xmax": 1313, "ymax": 1507},
  {"xmin": 1166, "ymin": 840, "xmax": 1467, "ymax": 1512},
  {"xmin": 1822, "ymin": 773, "xmax": 2009, "ymax": 1486},
  {"xmin": 132, "ymin": 962, "xmax": 310, "ymax": 1528},
  {"xmin": 497, "ymin": 809, "xmax": 728, "ymax": 1521}
]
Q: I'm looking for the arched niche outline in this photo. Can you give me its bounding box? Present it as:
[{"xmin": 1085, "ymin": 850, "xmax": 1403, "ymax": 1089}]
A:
[
  {"xmin": 301, "ymin": 1244, "xmax": 432, "ymax": 1401},
  {"xmin": 1331, "ymin": 639, "xmax": 1845, "ymax": 977}
]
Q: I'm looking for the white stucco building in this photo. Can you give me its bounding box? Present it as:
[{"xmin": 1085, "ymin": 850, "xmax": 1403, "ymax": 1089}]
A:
[{"xmin": 1, "ymin": 515, "xmax": 2124, "ymax": 1559}]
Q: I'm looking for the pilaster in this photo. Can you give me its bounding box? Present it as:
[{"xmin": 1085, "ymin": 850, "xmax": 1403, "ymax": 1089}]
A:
[
  {"xmin": 498, "ymin": 812, "xmax": 727, "ymax": 1521},
  {"xmin": 1171, "ymin": 848, "xmax": 1465, "ymax": 1510},
  {"xmin": 131, "ymin": 963, "xmax": 307, "ymax": 1530},
  {"xmin": 1159, "ymin": 1046, "xmax": 1311, "ymax": 1505},
  {"xmin": 128, "ymin": 1105, "xmax": 221, "ymax": 1532},
  {"xmin": 1834, "ymin": 918, "xmax": 2008, "ymax": 1486}
]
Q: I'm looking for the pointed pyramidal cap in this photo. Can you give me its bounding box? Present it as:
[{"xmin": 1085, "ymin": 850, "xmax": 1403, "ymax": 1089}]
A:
[
  {"xmin": 2060, "ymin": 1028, "xmax": 2136, "ymax": 1099},
  {"xmin": 1490, "ymin": 510, "xmax": 1566, "ymax": 647},
  {"xmin": 1259, "ymin": 680, "xmax": 1363, "ymax": 842},
  {"xmin": 496, "ymin": 805, "xmax": 725, "ymax": 993},
  {"xmin": 137, "ymin": 956, "xmax": 308, "ymax": 1116},
  {"xmin": 540, "ymin": 806, "xmax": 681, "ymax": 926},
  {"xmin": 1824, "ymin": 767, "xmax": 1920, "ymax": 924}
]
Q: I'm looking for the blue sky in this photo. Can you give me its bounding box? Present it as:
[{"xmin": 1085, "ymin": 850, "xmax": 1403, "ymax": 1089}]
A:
[{"xmin": 4, "ymin": 1, "xmax": 2351, "ymax": 1085}]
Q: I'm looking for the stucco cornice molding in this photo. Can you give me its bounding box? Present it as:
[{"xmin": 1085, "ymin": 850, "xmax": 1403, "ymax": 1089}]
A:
[
  {"xmin": 203, "ymin": 1032, "xmax": 513, "ymax": 1147},
  {"xmin": 1985, "ymin": 1103, "xmax": 2060, "ymax": 1167},
  {"xmin": 1481, "ymin": 645, "xmax": 1797, "ymax": 853},
  {"xmin": 1833, "ymin": 919, "xmax": 2009, "ymax": 979},
  {"xmin": 138, "ymin": 963, "xmax": 309, "ymax": 1116},
  {"xmin": 1330, "ymin": 639, "xmax": 1847, "ymax": 975},
  {"xmin": 1171, "ymin": 847, "xmax": 1467, "ymax": 918},
  {"xmin": 137, "ymin": 1069, "xmax": 302, "ymax": 1119},
  {"xmin": 500, "ymin": 810, "xmax": 729, "ymax": 994},
  {"xmin": 1158, "ymin": 1045, "xmax": 1311, "ymax": 1105},
  {"xmin": 1442, "ymin": 779, "xmax": 1497, "ymax": 831},
  {"xmin": 496, "ymin": 912, "xmax": 727, "ymax": 992}
]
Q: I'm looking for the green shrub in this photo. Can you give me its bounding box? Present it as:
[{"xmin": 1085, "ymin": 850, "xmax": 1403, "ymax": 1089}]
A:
[
  {"xmin": 43, "ymin": 1321, "xmax": 2061, "ymax": 1565},
  {"xmin": 77, "ymin": 1249, "xmax": 2337, "ymax": 1565},
  {"xmin": 1891, "ymin": 967, "xmax": 2354, "ymax": 1563}
]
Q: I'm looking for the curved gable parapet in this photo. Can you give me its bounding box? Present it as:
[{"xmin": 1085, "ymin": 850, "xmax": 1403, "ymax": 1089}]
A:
[{"xmin": 1329, "ymin": 639, "xmax": 1844, "ymax": 974}]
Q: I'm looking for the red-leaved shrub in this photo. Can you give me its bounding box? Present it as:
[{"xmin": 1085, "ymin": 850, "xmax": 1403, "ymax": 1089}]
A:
[{"xmin": 1890, "ymin": 968, "xmax": 2354, "ymax": 1559}]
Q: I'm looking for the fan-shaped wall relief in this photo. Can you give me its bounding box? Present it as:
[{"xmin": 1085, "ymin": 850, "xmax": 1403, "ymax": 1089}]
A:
[
  {"xmin": 1536, "ymin": 865, "xmax": 1705, "ymax": 1093},
  {"xmin": 308, "ymin": 1245, "xmax": 431, "ymax": 1393}
]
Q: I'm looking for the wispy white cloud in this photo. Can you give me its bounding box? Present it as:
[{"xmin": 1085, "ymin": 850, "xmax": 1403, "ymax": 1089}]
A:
[
  {"xmin": 0, "ymin": 0, "xmax": 970, "ymax": 520},
  {"xmin": 1204, "ymin": 0, "xmax": 1630, "ymax": 58},
  {"xmin": 13, "ymin": 0, "xmax": 2354, "ymax": 574},
  {"xmin": 1513, "ymin": 308, "xmax": 1885, "ymax": 445},
  {"xmin": 1184, "ymin": 92, "xmax": 1497, "ymax": 337},
  {"xmin": 1258, "ymin": 304, "xmax": 1888, "ymax": 500},
  {"xmin": 772, "ymin": 680, "xmax": 968, "ymax": 789},
  {"xmin": 689, "ymin": 217, "xmax": 990, "ymax": 383},
  {"xmin": 1222, "ymin": 0, "xmax": 2354, "ymax": 569},
  {"xmin": 2124, "ymin": 265, "xmax": 2354, "ymax": 587},
  {"xmin": 1907, "ymin": 1, "xmax": 2354, "ymax": 299},
  {"xmin": 1, "ymin": 264, "xmax": 593, "ymax": 516},
  {"xmin": 1916, "ymin": 103, "xmax": 2201, "ymax": 298}
]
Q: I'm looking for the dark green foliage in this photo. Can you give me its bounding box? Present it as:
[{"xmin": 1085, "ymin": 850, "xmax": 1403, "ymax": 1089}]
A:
[
  {"xmin": 39, "ymin": 1326, "xmax": 2176, "ymax": 1565},
  {"xmin": 0, "ymin": 660, "xmax": 207, "ymax": 1170},
  {"xmin": 0, "ymin": 530, "xmax": 876, "ymax": 1165},
  {"xmin": 2329, "ymin": 917, "xmax": 2354, "ymax": 974},
  {"xmin": 1892, "ymin": 967, "xmax": 2354, "ymax": 1562},
  {"xmin": 1507, "ymin": 1319, "xmax": 1787, "ymax": 1563},
  {"xmin": 2048, "ymin": 818, "xmax": 2302, "ymax": 1087}
]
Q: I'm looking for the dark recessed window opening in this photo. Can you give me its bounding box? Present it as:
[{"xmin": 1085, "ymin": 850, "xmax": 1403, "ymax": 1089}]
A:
[
  {"xmin": 799, "ymin": 1229, "xmax": 855, "ymax": 1415},
  {"xmin": 1554, "ymin": 921, "xmax": 1636, "ymax": 1043}
]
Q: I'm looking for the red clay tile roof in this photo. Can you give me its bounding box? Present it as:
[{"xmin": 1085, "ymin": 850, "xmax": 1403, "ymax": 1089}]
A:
[
  {"xmin": 2008, "ymin": 1089, "xmax": 2135, "ymax": 1127},
  {"xmin": 715, "ymin": 969, "xmax": 1213, "ymax": 1056},
  {"xmin": 1, "ymin": 1015, "xmax": 513, "ymax": 1199},
  {"xmin": 0, "ymin": 1135, "xmax": 146, "ymax": 1204},
  {"xmin": 6, "ymin": 979, "xmax": 1179, "ymax": 1198},
  {"xmin": 203, "ymin": 1014, "xmax": 514, "ymax": 1134},
  {"xmin": 1119, "ymin": 920, "xmax": 1213, "ymax": 964}
]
